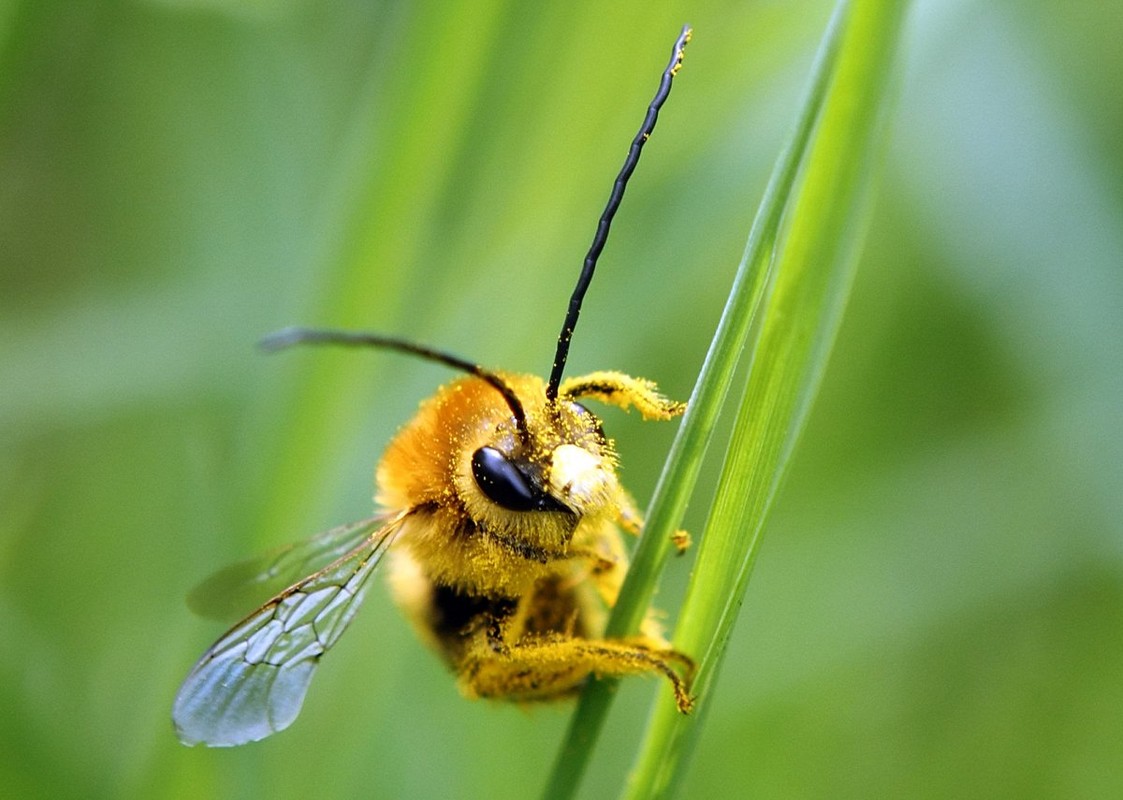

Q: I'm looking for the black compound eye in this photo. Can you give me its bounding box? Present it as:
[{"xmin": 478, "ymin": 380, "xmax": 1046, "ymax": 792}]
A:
[{"xmin": 471, "ymin": 446, "xmax": 538, "ymax": 511}]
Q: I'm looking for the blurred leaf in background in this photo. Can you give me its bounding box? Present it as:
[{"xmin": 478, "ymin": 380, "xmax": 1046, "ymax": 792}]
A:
[{"xmin": 0, "ymin": 1, "xmax": 1119, "ymax": 798}]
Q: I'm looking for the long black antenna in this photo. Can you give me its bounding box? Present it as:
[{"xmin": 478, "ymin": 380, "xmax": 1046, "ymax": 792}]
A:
[
  {"xmin": 261, "ymin": 326, "xmax": 530, "ymax": 441},
  {"xmin": 544, "ymin": 24, "xmax": 692, "ymax": 402}
]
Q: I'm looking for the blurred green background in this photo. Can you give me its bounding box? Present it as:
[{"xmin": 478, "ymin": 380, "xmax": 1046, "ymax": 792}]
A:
[{"xmin": 2, "ymin": 1, "xmax": 1120, "ymax": 797}]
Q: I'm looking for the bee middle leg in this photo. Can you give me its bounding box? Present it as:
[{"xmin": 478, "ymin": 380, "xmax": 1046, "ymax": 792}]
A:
[{"xmin": 458, "ymin": 633, "xmax": 695, "ymax": 713}]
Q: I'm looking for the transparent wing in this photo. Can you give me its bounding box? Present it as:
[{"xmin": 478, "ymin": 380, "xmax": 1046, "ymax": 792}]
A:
[
  {"xmin": 187, "ymin": 515, "xmax": 393, "ymax": 622},
  {"xmin": 172, "ymin": 511, "xmax": 408, "ymax": 747}
]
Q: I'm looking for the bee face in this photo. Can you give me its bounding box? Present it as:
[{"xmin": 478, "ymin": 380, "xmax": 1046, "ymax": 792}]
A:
[
  {"xmin": 378, "ymin": 374, "xmax": 621, "ymax": 568},
  {"xmin": 468, "ymin": 393, "xmax": 613, "ymax": 517}
]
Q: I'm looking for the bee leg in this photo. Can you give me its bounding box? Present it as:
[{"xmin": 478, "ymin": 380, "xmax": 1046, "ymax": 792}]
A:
[
  {"xmin": 459, "ymin": 633, "xmax": 696, "ymax": 713},
  {"xmin": 559, "ymin": 371, "xmax": 686, "ymax": 420},
  {"xmin": 617, "ymin": 492, "xmax": 644, "ymax": 535},
  {"xmin": 616, "ymin": 493, "xmax": 690, "ymax": 553}
]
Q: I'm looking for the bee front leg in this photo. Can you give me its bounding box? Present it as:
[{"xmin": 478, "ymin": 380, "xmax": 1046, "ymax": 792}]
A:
[
  {"xmin": 458, "ymin": 632, "xmax": 695, "ymax": 713},
  {"xmin": 559, "ymin": 371, "xmax": 686, "ymax": 421},
  {"xmin": 617, "ymin": 492, "xmax": 691, "ymax": 554}
]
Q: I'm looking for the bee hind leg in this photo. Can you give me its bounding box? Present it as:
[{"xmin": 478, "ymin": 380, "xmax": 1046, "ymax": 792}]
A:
[{"xmin": 458, "ymin": 633, "xmax": 695, "ymax": 713}]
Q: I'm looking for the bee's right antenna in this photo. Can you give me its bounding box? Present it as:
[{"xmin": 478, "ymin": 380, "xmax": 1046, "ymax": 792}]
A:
[{"xmin": 544, "ymin": 24, "xmax": 692, "ymax": 403}]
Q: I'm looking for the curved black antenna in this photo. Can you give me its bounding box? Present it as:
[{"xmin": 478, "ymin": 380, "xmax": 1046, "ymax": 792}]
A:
[
  {"xmin": 261, "ymin": 326, "xmax": 529, "ymax": 441},
  {"xmin": 544, "ymin": 24, "xmax": 692, "ymax": 402}
]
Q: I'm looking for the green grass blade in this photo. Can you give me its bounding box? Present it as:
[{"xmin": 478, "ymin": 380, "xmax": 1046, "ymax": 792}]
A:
[
  {"xmin": 623, "ymin": 1, "xmax": 909, "ymax": 797},
  {"xmin": 540, "ymin": 3, "xmax": 860, "ymax": 798}
]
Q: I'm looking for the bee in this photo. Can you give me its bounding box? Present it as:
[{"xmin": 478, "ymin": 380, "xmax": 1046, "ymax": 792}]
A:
[{"xmin": 173, "ymin": 26, "xmax": 694, "ymax": 747}]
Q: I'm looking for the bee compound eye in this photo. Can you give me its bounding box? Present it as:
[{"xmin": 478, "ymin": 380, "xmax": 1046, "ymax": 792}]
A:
[{"xmin": 471, "ymin": 446, "xmax": 538, "ymax": 511}]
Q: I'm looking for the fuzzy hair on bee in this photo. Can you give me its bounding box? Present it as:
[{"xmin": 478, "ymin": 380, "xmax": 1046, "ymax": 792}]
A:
[
  {"xmin": 381, "ymin": 370, "xmax": 691, "ymax": 707},
  {"xmin": 173, "ymin": 25, "xmax": 694, "ymax": 748}
]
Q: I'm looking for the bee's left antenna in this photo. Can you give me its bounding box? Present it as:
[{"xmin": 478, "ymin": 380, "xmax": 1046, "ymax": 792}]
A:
[
  {"xmin": 262, "ymin": 326, "xmax": 529, "ymax": 440},
  {"xmin": 545, "ymin": 25, "xmax": 691, "ymax": 402}
]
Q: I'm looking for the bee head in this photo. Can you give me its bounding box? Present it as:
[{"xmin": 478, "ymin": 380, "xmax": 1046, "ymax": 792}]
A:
[
  {"xmin": 470, "ymin": 396, "xmax": 615, "ymax": 514},
  {"xmin": 443, "ymin": 377, "xmax": 620, "ymax": 553}
]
